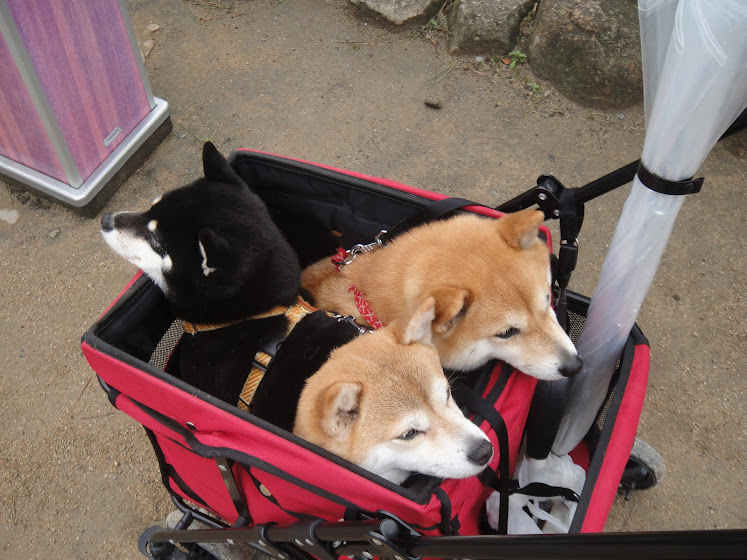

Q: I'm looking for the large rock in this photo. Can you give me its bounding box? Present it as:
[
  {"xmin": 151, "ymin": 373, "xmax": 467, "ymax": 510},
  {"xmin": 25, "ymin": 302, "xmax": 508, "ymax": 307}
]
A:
[
  {"xmin": 348, "ymin": 0, "xmax": 445, "ymax": 26},
  {"xmin": 527, "ymin": 0, "xmax": 642, "ymax": 108},
  {"xmin": 448, "ymin": 0, "xmax": 535, "ymax": 54}
]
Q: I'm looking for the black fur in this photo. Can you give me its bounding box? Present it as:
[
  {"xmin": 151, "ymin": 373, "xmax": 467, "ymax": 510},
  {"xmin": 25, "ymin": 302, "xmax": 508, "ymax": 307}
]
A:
[
  {"xmin": 104, "ymin": 143, "xmax": 362, "ymax": 416},
  {"xmin": 155, "ymin": 145, "xmax": 301, "ymax": 323},
  {"xmin": 178, "ymin": 316, "xmax": 288, "ymax": 404},
  {"xmin": 251, "ymin": 311, "xmax": 362, "ymax": 431}
]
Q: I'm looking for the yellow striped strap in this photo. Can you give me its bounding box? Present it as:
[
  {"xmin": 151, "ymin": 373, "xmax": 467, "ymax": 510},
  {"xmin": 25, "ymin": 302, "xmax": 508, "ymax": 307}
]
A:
[{"xmin": 235, "ymin": 296, "xmax": 317, "ymax": 410}]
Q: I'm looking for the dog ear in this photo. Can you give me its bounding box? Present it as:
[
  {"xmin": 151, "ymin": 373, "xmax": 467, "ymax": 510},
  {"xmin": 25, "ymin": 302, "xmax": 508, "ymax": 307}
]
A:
[
  {"xmin": 202, "ymin": 142, "xmax": 243, "ymax": 185},
  {"xmin": 321, "ymin": 382, "xmax": 362, "ymax": 440},
  {"xmin": 496, "ymin": 208, "xmax": 544, "ymax": 250},
  {"xmin": 197, "ymin": 228, "xmax": 230, "ymax": 277},
  {"xmin": 398, "ymin": 297, "xmax": 436, "ymax": 345},
  {"xmin": 428, "ymin": 287, "xmax": 470, "ymax": 337}
]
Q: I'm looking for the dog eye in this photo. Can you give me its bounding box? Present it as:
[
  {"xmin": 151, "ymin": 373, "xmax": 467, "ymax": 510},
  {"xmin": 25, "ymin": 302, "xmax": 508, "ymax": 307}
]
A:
[
  {"xmin": 496, "ymin": 327, "xmax": 520, "ymax": 339},
  {"xmin": 148, "ymin": 231, "xmax": 164, "ymax": 253},
  {"xmin": 398, "ymin": 429, "xmax": 422, "ymax": 441}
]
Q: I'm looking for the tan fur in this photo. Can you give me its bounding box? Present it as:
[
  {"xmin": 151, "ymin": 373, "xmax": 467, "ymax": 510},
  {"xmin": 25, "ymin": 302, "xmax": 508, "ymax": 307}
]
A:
[
  {"xmin": 294, "ymin": 300, "xmax": 493, "ymax": 484},
  {"xmin": 300, "ymin": 209, "xmax": 581, "ymax": 380}
]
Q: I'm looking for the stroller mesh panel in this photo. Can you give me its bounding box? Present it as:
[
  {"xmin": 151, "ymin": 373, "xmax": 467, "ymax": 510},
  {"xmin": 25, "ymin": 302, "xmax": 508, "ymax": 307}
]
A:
[
  {"xmin": 149, "ymin": 319, "xmax": 184, "ymax": 370},
  {"xmin": 567, "ymin": 308, "xmax": 585, "ymax": 344}
]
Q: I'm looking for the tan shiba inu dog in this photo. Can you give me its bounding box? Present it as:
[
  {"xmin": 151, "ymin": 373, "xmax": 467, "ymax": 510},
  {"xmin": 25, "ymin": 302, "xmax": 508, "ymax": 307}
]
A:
[
  {"xmin": 301, "ymin": 209, "xmax": 582, "ymax": 381},
  {"xmin": 294, "ymin": 298, "xmax": 493, "ymax": 484}
]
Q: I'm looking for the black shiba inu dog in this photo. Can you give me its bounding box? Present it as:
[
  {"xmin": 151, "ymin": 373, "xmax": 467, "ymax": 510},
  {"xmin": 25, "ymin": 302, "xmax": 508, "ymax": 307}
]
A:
[{"xmin": 101, "ymin": 142, "xmax": 359, "ymax": 429}]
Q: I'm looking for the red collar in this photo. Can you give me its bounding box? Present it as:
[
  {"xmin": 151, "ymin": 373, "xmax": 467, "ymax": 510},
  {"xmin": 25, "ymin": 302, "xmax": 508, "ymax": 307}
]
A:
[
  {"xmin": 349, "ymin": 284, "xmax": 384, "ymax": 329},
  {"xmin": 332, "ymin": 247, "xmax": 385, "ymax": 330}
]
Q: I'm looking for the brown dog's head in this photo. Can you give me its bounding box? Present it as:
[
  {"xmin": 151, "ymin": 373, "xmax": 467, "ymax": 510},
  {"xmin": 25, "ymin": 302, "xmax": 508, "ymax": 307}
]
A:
[
  {"xmin": 347, "ymin": 209, "xmax": 582, "ymax": 380},
  {"xmin": 294, "ymin": 299, "xmax": 493, "ymax": 485}
]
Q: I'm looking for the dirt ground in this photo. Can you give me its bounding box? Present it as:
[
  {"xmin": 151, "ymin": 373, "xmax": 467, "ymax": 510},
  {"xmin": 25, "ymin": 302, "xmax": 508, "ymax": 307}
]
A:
[{"xmin": 0, "ymin": 1, "xmax": 744, "ymax": 558}]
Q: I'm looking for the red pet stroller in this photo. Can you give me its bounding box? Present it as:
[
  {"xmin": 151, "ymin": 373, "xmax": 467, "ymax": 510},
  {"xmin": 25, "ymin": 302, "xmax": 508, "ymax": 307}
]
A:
[{"xmin": 81, "ymin": 142, "xmax": 746, "ymax": 559}]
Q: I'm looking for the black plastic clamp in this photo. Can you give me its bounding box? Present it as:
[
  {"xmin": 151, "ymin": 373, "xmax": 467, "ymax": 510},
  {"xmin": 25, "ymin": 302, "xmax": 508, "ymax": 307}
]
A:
[
  {"xmin": 284, "ymin": 519, "xmax": 339, "ymax": 560},
  {"xmin": 531, "ymin": 175, "xmax": 567, "ymax": 220},
  {"xmin": 334, "ymin": 512, "xmax": 420, "ymax": 560},
  {"xmin": 557, "ymin": 239, "xmax": 578, "ymax": 288},
  {"xmin": 257, "ymin": 523, "xmax": 304, "ymax": 560}
]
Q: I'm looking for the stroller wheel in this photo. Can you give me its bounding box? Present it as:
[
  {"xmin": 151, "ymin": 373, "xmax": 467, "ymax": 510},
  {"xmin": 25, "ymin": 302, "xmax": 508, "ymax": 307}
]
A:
[
  {"xmin": 138, "ymin": 525, "xmax": 221, "ymax": 560},
  {"xmin": 138, "ymin": 526, "xmax": 175, "ymax": 559},
  {"xmin": 618, "ymin": 438, "xmax": 666, "ymax": 500}
]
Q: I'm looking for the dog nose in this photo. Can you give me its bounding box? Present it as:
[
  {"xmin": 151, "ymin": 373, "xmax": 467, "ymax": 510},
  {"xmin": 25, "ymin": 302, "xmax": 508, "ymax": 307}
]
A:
[
  {"xmin": 101, "ymin": 212, "xmax": 114, "ymax": 232},
  {"xmin": 560, "ymin": 354, "xmax": 583, "ymax": 377},
  {"xmin": 467, "ymin": 439, "xmax": 493, "ymax": 466}
]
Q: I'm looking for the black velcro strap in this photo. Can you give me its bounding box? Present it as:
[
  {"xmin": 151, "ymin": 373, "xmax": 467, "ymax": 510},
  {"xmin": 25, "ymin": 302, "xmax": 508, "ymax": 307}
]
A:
[
  {"xmin": 558, "ymin": 188, "xmax": 583, "ymax": 247},
  {"xmin": 557, "ymin": 188, "xmax": 583, "ymax": 287},
  {"xmin": 508, "ymin": 481, "xmax": 579, "ymax": 503},
  {"xmin": 555, "ymin": 188, "xmax": 583, "ymax": 329},
  {"xmin": 636, "ymin": 163, "xmax": 704, "ymax": 195}
]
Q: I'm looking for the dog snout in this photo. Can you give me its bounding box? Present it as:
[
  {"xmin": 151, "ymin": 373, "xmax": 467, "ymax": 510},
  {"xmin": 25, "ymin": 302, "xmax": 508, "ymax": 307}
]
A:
[
  {"xmin": 101, "ymin": 212, "xmax": 115, "ymax": 232},
  {"xmin": 559, "ymin": 354, "xmax": 583, "ymax": 377},
  {"xmin": 467, "ymin": 439, "xmax": 493, "ymax": 466}
]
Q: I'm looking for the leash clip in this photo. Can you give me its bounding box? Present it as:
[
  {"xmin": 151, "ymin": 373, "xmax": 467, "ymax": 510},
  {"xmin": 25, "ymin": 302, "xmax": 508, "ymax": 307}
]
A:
[
  {"xmin": 333, "ymin": 229, "xmax": 388, "ymax": 267},
  {"xmin": 334, "ymin": 314, "xmax": 373, "ymax": 334}
]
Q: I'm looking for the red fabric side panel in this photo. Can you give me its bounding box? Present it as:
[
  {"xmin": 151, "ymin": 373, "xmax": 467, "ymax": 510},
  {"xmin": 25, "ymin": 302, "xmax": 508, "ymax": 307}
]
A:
[
  {"xmin": 439, "ymin": 369, "xmax": 537, "ymax": 535},
  {"xmin": 157, "ymin": 433, "xmax": 239, "ymax": 523},
  {"xmin": 114, "ymin": 394, "xmax": 239, "ymax": 523},
  {"xmin": 569, "ymin": 441, "xmax": 591, "ymax": 473},
  {"xmin": 580, "ymin": 344, "xmax": 650, "ymax": 532},
  {"xmin": 235, "ymin": 469, "xmax": 299, "ymax": 526},
  {"xmin": 487, "ymin": 372, "xmax": 537, "ymax": 477},
  {"xmin": 192, "ymin": 416, "xmax": 444, "ymax": 529},
  {"xmin": 236, "ymin": 468, "xmax": 346, "ymax": 526},
  {"xmin": 438, "ymin": 474, "xmax": 490, "ymax": 535},
  {"xmin": 82, "ymin": 341, "xmax": 443, "ymax": 528},
  {"xmin": 82, "ymin": 341, "xmax": 205, "ymax": 422},
  {"xmin": 114, "ymin": 393, "xmax": 187, "ymax": 444}
]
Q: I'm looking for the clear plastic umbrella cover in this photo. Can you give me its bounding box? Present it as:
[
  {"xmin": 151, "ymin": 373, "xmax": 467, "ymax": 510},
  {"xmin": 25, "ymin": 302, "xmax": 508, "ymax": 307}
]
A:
[{"xmin": 553, "ymin": 0, "xmax": 747, "ymax": 455}]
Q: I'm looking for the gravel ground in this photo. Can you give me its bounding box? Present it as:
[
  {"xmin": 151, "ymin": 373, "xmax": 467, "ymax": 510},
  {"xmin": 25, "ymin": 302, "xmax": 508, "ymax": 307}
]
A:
[{"xmin": 1, "ymin": 1, "xmax": 744, "ymax": 558}]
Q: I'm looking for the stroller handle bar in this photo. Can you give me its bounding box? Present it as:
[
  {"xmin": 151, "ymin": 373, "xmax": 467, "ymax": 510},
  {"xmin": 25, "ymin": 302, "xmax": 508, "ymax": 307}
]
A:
[
  {"xmin": 145, "ymin": 517, "xmax": 747, "ymax": 560},
  {"xmin": 496, "ymin": 108, "xmax": 747, "ymax": 217}
]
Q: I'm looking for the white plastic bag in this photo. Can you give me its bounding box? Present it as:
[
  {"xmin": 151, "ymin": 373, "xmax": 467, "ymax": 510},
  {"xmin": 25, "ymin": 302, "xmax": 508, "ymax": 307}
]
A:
[{"xmin": 486, "ymin": 453, "xmax": 586, "ymax": 534}]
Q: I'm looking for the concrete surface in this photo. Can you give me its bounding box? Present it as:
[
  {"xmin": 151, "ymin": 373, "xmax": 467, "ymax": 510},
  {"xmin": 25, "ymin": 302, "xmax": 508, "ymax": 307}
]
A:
[{"xmin": 0, "ymin": 1, "xmax": 744, "ymax": 558}]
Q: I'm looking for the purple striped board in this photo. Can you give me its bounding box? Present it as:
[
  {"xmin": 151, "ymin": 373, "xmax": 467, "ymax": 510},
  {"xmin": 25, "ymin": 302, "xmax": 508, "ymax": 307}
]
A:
[
  {"xmin": 0, "ymin": 29, "xmax": 66, "ymax": 182},
  {"xmin": 2, "ymin": 0, "xmax": 151, "ymax": 183}
]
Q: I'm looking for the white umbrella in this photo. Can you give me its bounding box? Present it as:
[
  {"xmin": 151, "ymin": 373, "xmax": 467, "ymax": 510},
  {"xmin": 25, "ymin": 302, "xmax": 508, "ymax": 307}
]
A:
[{"xmin": 553, "ymin": 0, "xmax": 747, "ymax": 454}]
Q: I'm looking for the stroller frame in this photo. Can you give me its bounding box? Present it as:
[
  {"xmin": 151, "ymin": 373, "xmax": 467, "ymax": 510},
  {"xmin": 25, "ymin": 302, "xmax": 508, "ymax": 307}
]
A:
[{"xmin": 143, "ymin": 513, "xmax": 746, "ymax": 560}]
